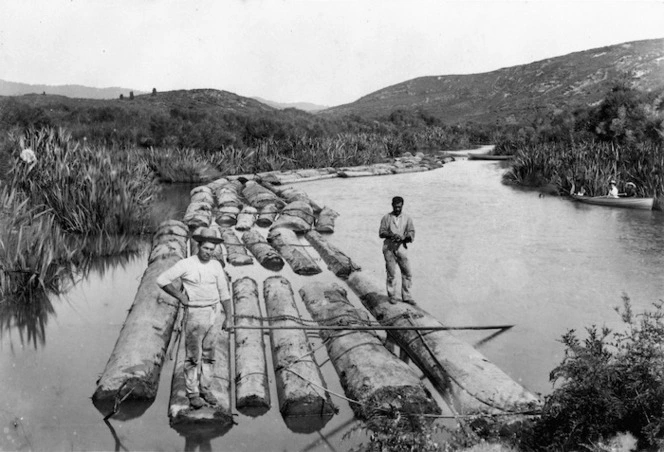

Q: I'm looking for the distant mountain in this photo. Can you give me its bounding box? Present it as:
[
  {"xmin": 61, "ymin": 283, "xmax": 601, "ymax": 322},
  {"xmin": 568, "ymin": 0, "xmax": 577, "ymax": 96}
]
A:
[
  {"xmin": 320, "ymin": 38, "xmax": 664, "ymax": 124},
  {"xmin": 0, "ymin": 79, "xmax": 146, "ymax": 99},
  {"xmin": 252, "ymin": 96, "xmax": 328, "ymax": 112}
]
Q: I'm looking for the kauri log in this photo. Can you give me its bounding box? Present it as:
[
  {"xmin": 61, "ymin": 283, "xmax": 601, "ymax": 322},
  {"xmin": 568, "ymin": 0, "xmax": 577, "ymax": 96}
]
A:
[
  {"xmin": 241, "ymin": 229, "xmax": 284, "ymax": 271},
  {"xmin": 221, "ymin": 228, "xmax": 253, "ymax": 266},
  {"xmin": 304, "ymin": 231, "xmax": 361, "ymax": 278},
  {"xmin": 268, "ymin": 228, "xmax": 321, "ymax": 275}
]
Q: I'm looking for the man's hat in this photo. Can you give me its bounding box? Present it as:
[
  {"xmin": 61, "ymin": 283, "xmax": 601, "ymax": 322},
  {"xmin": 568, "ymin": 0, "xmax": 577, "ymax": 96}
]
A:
[
  {"xmin": 609, "ymin": 179, "xmax": 616, "ymax": 185},
  {"xmin": 191, "ymin": 227, "xmax": 223, "ymax": 244}
]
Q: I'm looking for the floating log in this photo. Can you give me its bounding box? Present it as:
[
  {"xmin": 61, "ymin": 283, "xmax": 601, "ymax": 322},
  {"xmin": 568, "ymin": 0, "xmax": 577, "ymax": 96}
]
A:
[
  {"xmin": 263, "ymin": 276, "xmax": 336, "ymax": 433},
  {"xmin": 235, "ymin": 205, "xmax": 258, "ymax": 231},
  {"xmin": 270, "ymin": 200, "xmax": 314, "ymax": 233},
  {"xmin": 191, "ymin": 186, "xmax": 213, "ymax": 197},
  {"xmin": 233, "ymin": 277, "xmax": 271, "ymax": 416},
  {"xmin": 93, "ymin": 222, "xmax": 186, "ymax": 415},
  {"xmin": 168, "ymin": 309, "xmax": 234, "ymax": 430},
  {"xmin": 191, "ymin": 191, "xmax": 215, "ymax": 205},
  {"xmin": 391, "ymin": 166, "xmax": 429, "ymax": 174},
  {"xmin": 221, "ymin": 228, "xmax": 253, "ymax": 266},
  {"xmin": 315, "ymin": 206, "xmax": 339, "ymax": 233},
  {"xmin": 268, "ymin": 228, "xmax": 321, "ymax": 275},
  {"xmin": 242, "ymin": 229, "xmax": 284, "ymax": 271},
  {"xmin": 183, "ymin": 202, "xmax": 213, "ymax": 229},
  {"xmin": 299, "ymin": 282, "xmax": 441, "ymax": 423},
  {"xmin": 243, "ymin": 180, "xmax": 285, "ymax": 210},
  {"xmin": 346, "ymin": 272, "xmax": 542, "ymax": 416},
  {"xmin": 215, "ymin": 206, "xmax": 240, "ymax": 227},
  {"xmin": 206, "ymin": 177, "xmax": 230, "ymax": 192},
  {"xmin": 256, "ymin": 204, "xmax": 279, "ymax": 227},
  {"xmin": 304, "ymin": 231, "xmax": 361, "ymax": 278},
  {"xmin": 215, "ymin": 190, "xmax": 243, "ymax": 209},
  {"xmin": 260, "ymin": 183, "xmax": 323, "ymax": 214}
]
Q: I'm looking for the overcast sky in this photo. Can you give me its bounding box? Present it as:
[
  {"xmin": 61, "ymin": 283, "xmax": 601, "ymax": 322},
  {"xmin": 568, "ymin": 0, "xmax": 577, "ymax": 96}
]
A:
[{"xmin": 1, "ymin": 0, "xmax": 663, "ymax": 106}]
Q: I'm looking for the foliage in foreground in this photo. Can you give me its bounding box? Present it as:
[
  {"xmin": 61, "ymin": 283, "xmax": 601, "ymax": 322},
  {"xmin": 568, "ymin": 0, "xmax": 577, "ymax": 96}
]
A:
[{"xmin": 523, "ymin": 296, "xmax": 664, "ymax": 451}]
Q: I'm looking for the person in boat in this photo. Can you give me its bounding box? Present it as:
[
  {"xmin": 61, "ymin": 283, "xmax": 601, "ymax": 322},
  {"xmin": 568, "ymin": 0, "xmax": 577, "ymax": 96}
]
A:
[
  {"xmin": 576, "ymin": 186, "xmax": 586, "ymax": 196},
  {"xmin": 623, "ymin": 182, "xmax": 637, "ymax": 197},
  {"xmin": 607, "ymin": 180, "xmax": 619, "ymax": 198},
  {"xmin": 157, "ymin": 227, "xmax": 232, "ymax": 410},
  {"xmin": 379, "ymin": 196, "xmax": 416, "ymax": 305}
]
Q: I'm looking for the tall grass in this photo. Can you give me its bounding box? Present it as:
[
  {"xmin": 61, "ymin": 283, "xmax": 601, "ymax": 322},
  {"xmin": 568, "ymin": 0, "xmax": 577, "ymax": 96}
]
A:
[
  {"xmin": 8, "ymin": 127, "xmax": 159, "ymax": 234},
  {"xmin": 503, "ymin": 141, "xmax": 664, "ymax": 197}
]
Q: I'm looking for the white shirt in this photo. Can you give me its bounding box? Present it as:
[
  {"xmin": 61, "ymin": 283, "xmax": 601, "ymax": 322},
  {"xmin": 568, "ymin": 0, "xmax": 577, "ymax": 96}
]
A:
[{"xmin": 157, "ymin": 255, "xmax": 231, "ymax": 307}]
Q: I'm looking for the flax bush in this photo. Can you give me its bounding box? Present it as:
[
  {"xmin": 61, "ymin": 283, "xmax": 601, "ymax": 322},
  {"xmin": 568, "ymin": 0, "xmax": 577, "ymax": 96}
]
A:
[{"xmin": 8, "ymin": 127, "xmax": 159, "ymax": 234}]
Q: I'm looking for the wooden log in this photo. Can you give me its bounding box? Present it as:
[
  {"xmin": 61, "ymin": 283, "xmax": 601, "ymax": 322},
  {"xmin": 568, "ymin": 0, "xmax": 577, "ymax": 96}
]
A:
[
  {"xmin": 206, "ymin": 177, "xmax": 230, "ymax": 192},
  {"xmin": 391, "ymin": 166, "xmax": 429, "ymax": 174},
  {"xmin": 168, "ymin": 309, "xmax": 234, "ymax": 430},
  {"xmin": 191, "ymin": 186, "xmax": 213, "ymax": 197},
  {"xmin": 304, "ymin": 231, "xmax": 361, "ymax": 279},
  {"xmin": 256, "ymin": 203, "xmax": 279, "ymax": 227},
  {"xmin": 261, "ymin": 183, "xmax": 323, "ymax": 214},
  {"xmin": 184, "ymin": 202, "xmax": 213, "ymax": 229},
  {"xmin": 299, "ymin": 282, "xmax": 441, "ymax": 423},
  {"xmin": 242, "ymin": 229, "xmax": 284, "ymax": 271},
  {"xmin": 243, "ymin": 180, "xmax": 285, "ymax": 210},
  {"xmin": 233, "ymin": 277, "xmax": 271, "ymax": 416},
  {"xmin": 346, "ymin": 272, "xmax": 542, "ymax": 416},
  {"xmin": 270, "ymin": 200, "xmax": 314, "ymax": 233},
  {"xmin": 235, "ymin": 205, "xmax": 257, "ymax": 231},
  {"xmin": 268, "ymin": 228, "xmax": 321, "ymax": 275},
  {"xmin": 215, "ymin": 206, "xmax": 240, "ymax": 227},
  {"xmin": 191, "ymin": 191, "xmax": 215, "ymax": 205},
  {"xmin": 315, "ymin": 206, "xmax": 339, "ymax": 233},
  {"xmin": 93, "ymin": 228, "xmax": 185, "ymax": 411},
  {"xmin": 221, "ymin": 228, "xmax": 253, "ymax": 266},
  {"xmin": 263, "ymin": 276, "xmax": 336, "ymax": 433}
]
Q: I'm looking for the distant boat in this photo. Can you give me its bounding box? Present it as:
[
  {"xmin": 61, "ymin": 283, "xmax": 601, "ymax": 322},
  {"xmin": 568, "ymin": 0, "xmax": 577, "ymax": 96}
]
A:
[
  {"xmin": 467, "ymin": 153, "xmax": 513, "ymax": 161},
  {"xmin": 570, "ymin": 194, "xmax": 654, "ymax": 210}
]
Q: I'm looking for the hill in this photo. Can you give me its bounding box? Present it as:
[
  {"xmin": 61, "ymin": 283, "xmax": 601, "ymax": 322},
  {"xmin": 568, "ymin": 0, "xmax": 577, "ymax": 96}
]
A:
[
  {"xmin": 320, "ymin": 38, "xmax": 664, "ymax": 124},
  {"xmin": 252, "ymin": 96, "xmax": 329, "ymax": 112},
  {"xmin": 0, "ymin": 79, "xmax": 147, "ymax": 99}
]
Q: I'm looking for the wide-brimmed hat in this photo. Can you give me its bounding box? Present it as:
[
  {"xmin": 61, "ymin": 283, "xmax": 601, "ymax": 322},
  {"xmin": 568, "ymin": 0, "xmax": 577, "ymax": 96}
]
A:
[
  {"xmin": 191, "ymin": 227, "xmax": 223, "ymax": 244},
  {"xmin": 609, "ymin": 179, "xmax": 616, "ymax": 185},
  {"xmin": 625, "ymin": 182, "xmax": 636, "ymax": 188}
]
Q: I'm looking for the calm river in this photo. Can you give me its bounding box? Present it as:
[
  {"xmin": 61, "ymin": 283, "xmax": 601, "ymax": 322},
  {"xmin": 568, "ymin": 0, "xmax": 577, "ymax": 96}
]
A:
[{"xmin": 2, "ymin": 155, "xmax": 663, "ymax": 451}]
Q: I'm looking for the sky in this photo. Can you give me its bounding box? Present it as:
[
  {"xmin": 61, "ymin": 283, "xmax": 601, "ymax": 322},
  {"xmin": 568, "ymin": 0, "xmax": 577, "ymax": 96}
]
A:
[{"xmin": 1, "ymin": 0, "xmax": 663, "ymax": 107}]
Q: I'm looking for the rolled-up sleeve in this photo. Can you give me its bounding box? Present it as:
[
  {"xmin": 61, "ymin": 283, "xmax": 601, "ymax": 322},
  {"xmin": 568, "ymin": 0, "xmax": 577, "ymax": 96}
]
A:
[{"xmin": 405, "ymin": 216, "xmax": 415, "ymax": 242}]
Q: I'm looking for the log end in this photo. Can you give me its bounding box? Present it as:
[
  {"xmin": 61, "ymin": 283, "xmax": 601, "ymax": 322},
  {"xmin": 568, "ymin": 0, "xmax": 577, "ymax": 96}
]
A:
[{"xmin": 236, "ymin": 395, "xmax": 271, "ymax": 417}]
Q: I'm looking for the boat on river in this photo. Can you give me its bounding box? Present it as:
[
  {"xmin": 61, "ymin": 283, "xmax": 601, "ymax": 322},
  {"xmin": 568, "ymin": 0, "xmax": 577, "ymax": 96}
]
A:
[
  {"xmin": 467, "ymin": 153, "xmax": 513, "ymax": 161},
  {"xmin": 571, "ymin": 194, "xmax": 654, "ymax": 210}
]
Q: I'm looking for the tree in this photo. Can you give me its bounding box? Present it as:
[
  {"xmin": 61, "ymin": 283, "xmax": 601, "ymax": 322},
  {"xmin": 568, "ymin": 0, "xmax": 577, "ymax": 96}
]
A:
[
  {"xmin": 152, "ymin": 88, "xmax": 157, "ymax": 96},
  {"xmin": 129, "ymin": 91, "xmax": 134, "ymax": 100},
  {"xmin": 119, "ymin": 94, "xmax": 124, "ymax": 100}
]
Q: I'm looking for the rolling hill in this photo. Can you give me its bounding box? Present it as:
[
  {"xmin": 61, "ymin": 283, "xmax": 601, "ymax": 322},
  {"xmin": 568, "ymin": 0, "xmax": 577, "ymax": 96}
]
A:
[
  {"xmin": 319, "ymin": 38, "xmax": 664, "ymax": 124},
  {"xmin": 0, "ymin": 79, "xmax": 147, "ymax": 99}
]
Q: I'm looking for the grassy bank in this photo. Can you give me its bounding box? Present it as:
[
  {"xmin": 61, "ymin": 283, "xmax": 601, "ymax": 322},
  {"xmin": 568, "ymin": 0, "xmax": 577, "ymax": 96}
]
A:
[{"xmin": 502, "ymin": 141, "xmax": 664, "ymax": 199}]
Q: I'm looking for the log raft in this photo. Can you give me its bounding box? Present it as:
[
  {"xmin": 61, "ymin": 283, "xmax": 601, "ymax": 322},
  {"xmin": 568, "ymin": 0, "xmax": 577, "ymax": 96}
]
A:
[
  {"xmin": 92, "ymin": 220, "xmax": 187, "ymax": 418},
  {"xmin": 263, "ymin": 276, "xmax": 336, "ymax": 433},
  {"xmin": 346, "ymin": 272, "xmax": 542, "ymax": 416},
  {"xmin": 304, "ymin": 230, "xmax": 361, "ymax": 278},
  {"xmin": 233, "ymin": 277, "xmax": 271, "ymax": 417},
  {"xmin": 299, "ymin": 282, "xmax": 441, "ymax": 424}
]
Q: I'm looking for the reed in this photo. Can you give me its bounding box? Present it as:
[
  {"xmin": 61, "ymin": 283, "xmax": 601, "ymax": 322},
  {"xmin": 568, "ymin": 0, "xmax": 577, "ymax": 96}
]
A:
[
  {"xmin": 7, "ymin": 127, "xmax": 159, "ymax": 234},
  {"xmin": 503, "ymin": 141, "xmax": 664, "ymax": 197}
]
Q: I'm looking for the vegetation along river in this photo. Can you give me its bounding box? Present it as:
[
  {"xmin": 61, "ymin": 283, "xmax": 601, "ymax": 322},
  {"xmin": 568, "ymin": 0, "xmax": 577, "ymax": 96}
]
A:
[{"xmin": 1, "ymin": 155, "xmax": 663, "ymax": 451}]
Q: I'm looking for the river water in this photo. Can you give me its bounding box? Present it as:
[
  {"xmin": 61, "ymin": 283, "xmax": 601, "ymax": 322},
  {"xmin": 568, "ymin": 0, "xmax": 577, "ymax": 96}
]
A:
[{"xmin": 1, "ymin": 155, "xmax": 663, "ymax": 451}]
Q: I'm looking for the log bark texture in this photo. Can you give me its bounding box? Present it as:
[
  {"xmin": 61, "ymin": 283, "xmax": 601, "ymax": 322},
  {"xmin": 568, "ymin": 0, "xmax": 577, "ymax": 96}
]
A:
[
  {"xmin": 256, "ymin": 204, "xmax": 279, "ymax": 227},
  {"xmin": 299, "ymin": 282, "xmax": 440, "ymax": 422},
  {"xmin": 263, "ymin": 276, "xmax": 336, "ymax": 433},
  {"xmin": 93, "ymin": 224, "xmax": 186, "ymax": 407},
  {"xmin": 243, "ymin": 180, "xmax": 285, "ymax": 210},
  {"xmin": 270, "ymin": 201, "xmax": 314, "ymax": 232},
  {"xmin": 221, "ymin": 228, "xmax": 253, "ymax": 266},
  {"xmin": 346, "ymin": 272, "xmax": 542, "ymax": 416},
  {"xmin": 235, "ymin": 205, "xmax": 257, "ymax": 231},
  {"xmin": 233, "ymin": 277, "xmax": 271, "ymax": 416},
  {"xmin": 315, "ymin": 206, "xmax": 339, "ymax": 233},
  {"xmin": 268, "ymin": 228, "xmax": 321, "ymax": 275},
  {"xmin": 215, "ymin": 206, "xmax": 240, "ymax": 227},
  {"xmin": 168, "ymin": 309, "xmax": 234, "ymax": 430},
  {"xmin": 242, "ymin": 229, "xmax": 284, "ymax": 271},
  {"xmin": 304, "ymin": 231, "xmax": 361, "ymax": 278}
]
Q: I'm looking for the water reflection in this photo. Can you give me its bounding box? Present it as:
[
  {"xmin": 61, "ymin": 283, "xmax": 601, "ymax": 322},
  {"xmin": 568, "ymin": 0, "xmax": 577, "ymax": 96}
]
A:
[
  {"xmin": 0, "ymin": 234, "xmax": 145, "ymax": 349},
  {"xmin": 172, "ymin": 423, "xmax": 234, "ymax": 452}
]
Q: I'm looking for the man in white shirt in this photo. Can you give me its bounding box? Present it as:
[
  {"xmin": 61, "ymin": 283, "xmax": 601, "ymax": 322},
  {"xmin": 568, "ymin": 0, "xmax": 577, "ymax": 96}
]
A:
[
  {"xmin": 157, "ymin": 227, "xmax": 232, "ymax": 410},
  {"xmin": 608, "ymin": 180, "xmax": 619, "ymax": 198},
  {"xmin": 378, "ymin": 196, "xmax": 416, "ymax": 304}
]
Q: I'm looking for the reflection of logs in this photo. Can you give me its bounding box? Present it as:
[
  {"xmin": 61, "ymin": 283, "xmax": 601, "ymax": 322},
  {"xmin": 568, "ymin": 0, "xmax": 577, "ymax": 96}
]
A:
[
  {"xmin": 300, "ymin": 282, "xmax": 440, "ymax": 423},
  {"xmin": 268, "ymin": 228, "xmax": 321, "ymax": 275},
  {"xmin": 270, "ymin": 201, "xmax": 314, "ymax": 233},
  {"xmin": 93, "ymin": 220, "xmax": 186, "ymax": 415},
  {"xmin": 168, "ymin": 309, "xmax": 234, "ymax": 428},
  {"xmin": 304, "ymin": 230, "xmax": 360, "ymax": 278},
  {"xmin": 233, "ymin": 277, "xmax": 271, "ymax": 416},
  {"xmin": 242, "ymin": 230, "xmax": 284, "ymax": 271},
  {"xmin": 315, "ymin": 206, "xmax": 339, "ymax": 233},
  {"xmin": 221, "ymin": 228, "xmax": 252, "ymax": 266},
  {"xmin": 263, "ymin": 276, "xmax": 336, "ymax": 433},
  {"xmin": 235, "ymin": 206, "xmax": 257, "ymax": 231},
  {"xmin": 346, "ymin": 272, "xmax": 542, "ymax": 416}
]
